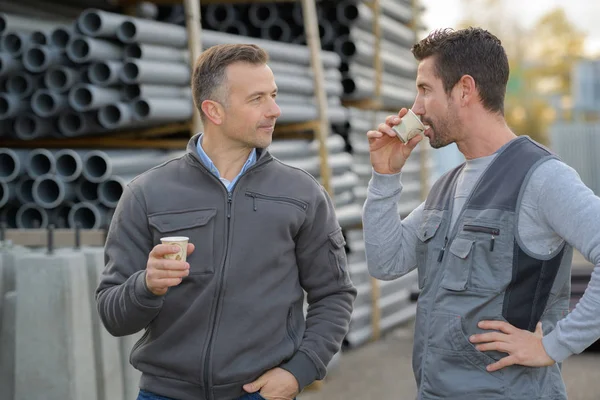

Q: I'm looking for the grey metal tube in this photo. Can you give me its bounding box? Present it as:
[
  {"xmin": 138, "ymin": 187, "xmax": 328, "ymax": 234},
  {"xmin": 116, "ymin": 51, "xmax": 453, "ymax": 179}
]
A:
[
  {"xmin": 334, "ymin": 35, "xmax": 357, "ymax": 59},
  {"xmin": 76, "ymin": 9, "xmax": 130, "ymax": 38},
  {"xmin": 0, "ymin": 149, "xmax": 27, "ymax": 183},
  {"xmin": 0, "ymin": 94, "xmax": 29, "ymax": 119},
  {"xmin": 48, "ymin": 201, "xmax": 73, "ymax": 228},
  {"xmin": 32, "ymin": 173, "xmax": 75, "ymax": 208},
  {"xmin": 23, "ymin": 45, "xmax": 68, "ymax": 73},
  {"xmin": 355, "ymin": 3, "xmax": 415, "ymax": 47},
  {"xmin": 0, "ymin": 53, "xmax": 23, "ymax": 77},
  {"xmin": 336, "ymin": 0, "xmax": 360, "ymax": 25},
  {"xmin": 0, "ymin": 13, "xmax": 66, "ymax": 35},
  {"xmin": 58, "ymin": 111, "xmax": 104, "ymax": 137},
  {"xmin": 346, "ymin": 63, "xmax": 415, "ymax": 90},
  {"xmin": 6, "ymin": 72, "xmax": 43, "ymax": 99},
  {"xmin": 120, "ymin": 59, "xmax": 190, "ymax": 85},
  {"xmin": 68, "ymin": 84, "xmax": 121, "ymax": 112},
  {"xmin": 132, "ymin": 98, "xmax": 193, "ymax": 123},
  {"xmin": 277, "ymin": 103, "xmax": 348, "ymax": 124},
  {"xmin": 54, "ymin": 149, "xmax": 83, "ymax": 183},
  {"xmin": 116, "ymin": 18, "xmax": 187, "ymax": 47},
  {"xmin": 68, "ymin": 202, "xmax": 106, "ymax": 229},
  {"xmin": 14, "ymin": 114, "xmax": 55, "ymax": 140},
  {"xmin": 1, "ymin": 32, "xmax": 30, "ymax": 57},
  {"xmin": 82, "ymin": 150, "xmax": 166, "ymax": 183},
  {"xmin": 343, "ymin": 75, "xmax": 415, "ymax": 107},
  {"xmin": 15, "ymin": 176, "xmax": 34, "ymax": 204},
  {"xmin": 97, "ymin": 102, "xmax": 136, "ymax": 130},
  {"xmin": 49, "ymin": 26, "xmax": 73, "ymax": 50},
  {"xmin": 380, "ymin": 0, "xmax": 413, "ymax": 24},
  {"xmin": 66, "ymin": 37, "xmax": 123, "ymax": 63},
  {"xmin": 44, "ymin": 66, "xmax": 86, "ymax": 93},
  {"xmin": 0, "ymin": 181, "xmax": 16, "ymax": 208},
  {"xmin": 248, "ymin": 3, "xmax": 278, "ymax": 27},
  {"xmin": 205, "ymin": 4, "xmax": 238, "ymax": 28},
  {"xmin": 349, "ymin": 28, "xmax": 415, "ymax": 61},
  {"xmin": 0, "ymin": 204, "xmax": 18, "ymax": 228},
  {"xmin": 261, "ymin": 19, "xmax": 292, "ymax": 42},
  {"xmin": 121, "ymin": 84, "xmax": 190, "ymax": 102},
  {"xmin": 31, "ymin": 90, "xmax": 68, "ymax": 118},
  {"xmin": 123, "ymin": 43, "xmax": 188, "ymax": 63},
  {"xmin": 353, "ymin": 39, "xmax": 417, "ymax": 78},
  {"xmin": 16, "ymin": 202, "xmax": 48, "ymax": 229},
  {"xmin": 26, "ymin": 148, "xmax": 56, "ymax": 178},
  {"xmin": 98, "ymin": 175, "xmax": 136, "ymax": 208},
  {"xmin": 30, "ymin": 30, "xmax": 48, "ymax": 45},
  {"xmin": 275, "ymin": 74, "xmax": 342, "ymax": 97},
  {"xmin": 75, "ymin": 179, "xmax": 99, "ymax": 203},
  {"xmin": 88, "ymin": 61, "xmax": 123, "ymax": 87},
  {"xmin": 220, "ymin": 22, "xmax": 249, "ymax": 37}
]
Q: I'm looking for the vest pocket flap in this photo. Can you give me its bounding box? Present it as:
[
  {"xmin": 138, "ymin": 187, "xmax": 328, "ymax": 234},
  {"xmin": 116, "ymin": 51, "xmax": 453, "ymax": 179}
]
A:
[
  {"xmin": 328, "ymin": 228, "xmax": 346, "ymax": 249},
  {"xmin": 417, "ymin": 214, "xmax": 443, "ymax": 242},
  {"xmin": 449, "ymin": 237, "xmax": 474, "ymax": 259},
  {"xmin": 149, "ymin": 208, "xmax": 217, "ymax": 233}
]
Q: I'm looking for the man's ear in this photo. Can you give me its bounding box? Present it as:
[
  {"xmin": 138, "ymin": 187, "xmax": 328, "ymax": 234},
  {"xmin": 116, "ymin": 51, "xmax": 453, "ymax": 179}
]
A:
[
  {"xmin": 201, "ymin": 100, "xmax": 224, "ymax": 125},
  {"xmin": 457, "ymin": 74, "xmax": 477, "ymax": 105}
]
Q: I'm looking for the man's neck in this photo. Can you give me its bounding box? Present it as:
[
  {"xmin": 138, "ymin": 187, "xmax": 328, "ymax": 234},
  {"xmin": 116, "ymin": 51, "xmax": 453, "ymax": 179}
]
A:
[
  {"xmin": 456, "ymin": 115, "xmax": 517, "ymax": 160},
  {"xmin": 202, "ymin": 132, "xmax": 254, "ymax": 181}
]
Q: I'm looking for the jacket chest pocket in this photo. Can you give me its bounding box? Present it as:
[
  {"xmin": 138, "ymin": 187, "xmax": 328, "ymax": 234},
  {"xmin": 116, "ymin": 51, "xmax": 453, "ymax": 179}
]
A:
[
  {"xmin": 416, "ymin": 213, "xmax": 443, "ymax": 289},
  {"xmin": 149, "ymin": 208, "xmax": 217, "ymax": 275},
  {"xmin": 442, "ymin": 222, "xmax": 509, "ymax": 292}
]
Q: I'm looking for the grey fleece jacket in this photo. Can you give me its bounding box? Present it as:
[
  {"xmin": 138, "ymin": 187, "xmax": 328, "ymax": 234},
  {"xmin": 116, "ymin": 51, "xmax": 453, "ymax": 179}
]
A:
[
  {"xmin": 96, "ymin": 134, "xmax": 356, "ymax": 400},
  {"xmin": 363, "ymin": 150, "xmax": 600, "ymax": 364}
]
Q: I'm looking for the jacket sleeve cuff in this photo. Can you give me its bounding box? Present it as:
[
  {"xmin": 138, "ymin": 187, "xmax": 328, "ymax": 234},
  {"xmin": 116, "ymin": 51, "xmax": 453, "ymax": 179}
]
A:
[
  {"xmin": 280, "ymin": 351, "xmax": 319, "ymax": 391},
  {"xmin": 542, "ymin": 330, "xmax": 574, "ymax": 363},
  {"xmin": 368, "ymin": 169, "xmax": 403, "ymax": 198},
  {"xmin": 132, "ymin": 270, "xmax": 164, "ymax": 308}
]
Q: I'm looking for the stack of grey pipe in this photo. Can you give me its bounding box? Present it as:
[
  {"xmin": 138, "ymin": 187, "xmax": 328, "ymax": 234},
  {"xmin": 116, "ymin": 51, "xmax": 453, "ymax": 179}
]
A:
[
  {"xmin": 199, "ymin": 0, "xmax": 418, "ymax": 109},
  {"xmin": 0, "ymin": 8, "xmax": 347, "ymax": 140},
  {"xmin": 0, "ymin": 239, "xmax": 144, "ymax": 400},
  {"xmin": 0, "ymin": 147, "xmax": 186, "ymax": 229}
]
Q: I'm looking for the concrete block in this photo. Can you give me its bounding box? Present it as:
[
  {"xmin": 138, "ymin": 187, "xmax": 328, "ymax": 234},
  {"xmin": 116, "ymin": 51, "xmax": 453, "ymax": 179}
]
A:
[
  {"xmin": 14, "ymin": 249, "xmax": 97, "ymax": 400},
  {"xmin": 0, "ymin": 291, "xmax": 16, "ymax": 400},
  {"xmin": 121, "ymin": 331, "xmax": 144, "ymax": 400}
]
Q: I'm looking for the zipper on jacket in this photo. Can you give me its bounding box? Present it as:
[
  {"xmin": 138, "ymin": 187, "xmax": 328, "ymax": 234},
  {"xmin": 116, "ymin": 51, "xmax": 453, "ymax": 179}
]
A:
[
  {"xmin": 245, "ymin": 191, "xmax": 308, "ymax": 212},
  {"xmin": 463, "ymin": 224, "xmax": 499, "ymax": 251},
  {"xmin": 437, "ymin": 237, "xmax": 448, "ymax": 262}
]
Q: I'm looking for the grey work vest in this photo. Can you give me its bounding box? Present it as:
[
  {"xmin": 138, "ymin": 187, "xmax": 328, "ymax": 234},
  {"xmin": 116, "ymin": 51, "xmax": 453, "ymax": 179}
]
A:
[{"xmin": 414, "ymin": 136, "xmax": 572, "ymax": 399}]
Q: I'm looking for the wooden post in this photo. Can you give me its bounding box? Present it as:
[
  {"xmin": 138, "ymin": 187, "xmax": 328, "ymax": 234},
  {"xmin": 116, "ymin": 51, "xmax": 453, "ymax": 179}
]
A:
[
  {"xmin": 372, "ymin": 0, "xmax": 382, "ymax": 102},
  {"xmin": 300, "ymin": 0, "xmax": 333, "ymax": 199},
  {"xmin": 185, "ymin": 0, "xmax": 204, "ymax": 136}
]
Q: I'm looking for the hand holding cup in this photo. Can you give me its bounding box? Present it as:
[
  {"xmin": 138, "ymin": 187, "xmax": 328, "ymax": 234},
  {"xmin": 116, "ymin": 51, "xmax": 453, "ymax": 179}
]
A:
[{"xmin": 145, "ymin": 236, "xmax": 194, "ymax": 296}]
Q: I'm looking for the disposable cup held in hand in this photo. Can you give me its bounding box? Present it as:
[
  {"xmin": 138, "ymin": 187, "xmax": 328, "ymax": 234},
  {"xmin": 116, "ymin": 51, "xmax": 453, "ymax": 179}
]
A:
[
  {"xmin": 392, "ymin": 109, "xmax": 425, "ymax": 143},
  {"xmin": 160, "ymin": 236, "xmax": 189, "ymax": 262}
]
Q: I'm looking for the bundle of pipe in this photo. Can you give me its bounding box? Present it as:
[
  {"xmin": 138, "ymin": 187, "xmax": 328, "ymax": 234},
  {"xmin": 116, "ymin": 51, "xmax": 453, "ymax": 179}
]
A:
[
  {"xmin": 0, "ymin": 147, "xmax": 186, "ymax": 230},
  {"xmin": 268, "ymin": 134, "xmax": 362, "ymax": 228},
  {"xmin": 0, "ymin": 8, "xmax": 347, "ymax": 140},
  {"xmin": 196, "ymin": 0, "xmax": 418, "ymax": 111}
]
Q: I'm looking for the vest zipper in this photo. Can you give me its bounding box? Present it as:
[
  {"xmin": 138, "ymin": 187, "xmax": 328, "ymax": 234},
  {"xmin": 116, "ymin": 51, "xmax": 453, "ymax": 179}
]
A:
[{"xmin": 438, "ymin": 237, "xmax": 448, "ymax": 262}]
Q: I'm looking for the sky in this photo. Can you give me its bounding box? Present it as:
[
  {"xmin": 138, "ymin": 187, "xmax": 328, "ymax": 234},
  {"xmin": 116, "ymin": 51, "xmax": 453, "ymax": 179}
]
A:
[{"xmin": 419, "ymin": 0, "xmax": 600, "ymax": 57}]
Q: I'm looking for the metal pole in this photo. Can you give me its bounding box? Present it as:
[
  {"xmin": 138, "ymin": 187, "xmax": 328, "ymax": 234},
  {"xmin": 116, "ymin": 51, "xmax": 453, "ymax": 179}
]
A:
[{"xmin": 185, "ymin": 0, "xmax": 203, "ymax": 137}]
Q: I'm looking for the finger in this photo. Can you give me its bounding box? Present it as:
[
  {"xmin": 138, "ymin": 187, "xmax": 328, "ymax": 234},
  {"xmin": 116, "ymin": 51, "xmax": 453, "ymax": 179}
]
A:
[
  {"xmin": 149, "ymin": 244, "xmax": 181, "ymax": 258},
  {"xmin": 475, "ymin": 342, "xmax": 510, "ymax": 353},
  {"xmin": 367, "ymin": 130, "xmax": 384, "ymax": 139},
  {"xmin": 469, "ymin": 332, "xmax": 508, "ymax": 344},
  {"xmin": 397, "ymin": 108, "xmax": 408, "ymax": 119},
  {"xmin": 377, "ymin": 122, "xmax": 398, "ymax": 138},
  {"xmin": 385, "ymin": 114, "xmax": 401, "ymax": 127},
  {"xmin": 154, "ymin": 277, "xmax": 183, "ymax": 288},
  {"xmin": 486, "ymin": 355, "xmax": 517, "ymax": 372},
  {"xmin": 405, "ymin": 134, "xmax": 423, "ymax": 150},
  {"xmin": 187, "ymin": 243, "xmax": 195, "ymax": 255},
  {"xmin": 243, "ymin": 376, "xmax": 267, "ymax": 393},
  {"xmin": 478, "ymin": 320, "xmax": 517, "ymax": 334},
  {"xmin": 150, "ymin": 259, "xmax": 190, "ymax": 271},
  {"xmin": 149, "ymin": 268, "xmax": 190, "ymax": 279},
  {"xmin": 535, "ymin": 322, "xmax": 543, "ymax": 336}
]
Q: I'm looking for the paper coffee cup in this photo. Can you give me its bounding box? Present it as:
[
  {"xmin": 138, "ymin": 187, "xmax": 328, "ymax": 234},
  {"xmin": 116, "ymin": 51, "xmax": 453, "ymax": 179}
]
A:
[
  {"xmin": 160, "ymin": 236, "xmax": 189, "ymax": 262},
  {"xmin": 392, "ymin": 109, "xmax": 425, "ymax": 143}
]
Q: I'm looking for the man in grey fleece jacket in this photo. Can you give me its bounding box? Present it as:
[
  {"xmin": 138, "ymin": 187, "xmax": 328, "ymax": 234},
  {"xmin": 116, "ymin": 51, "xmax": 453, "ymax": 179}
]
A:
[
  {"xmin": 363, "ymin": 27, "xmax": 600, "ymax": 399},
  {"xmin": 96, "ymin": 44, "xmax": 356, "ymax": 400}
]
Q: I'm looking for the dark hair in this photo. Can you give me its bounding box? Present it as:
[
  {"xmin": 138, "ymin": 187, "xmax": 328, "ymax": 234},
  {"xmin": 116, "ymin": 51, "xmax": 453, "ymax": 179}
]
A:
[
  {"xmin": 411, "ymin": 27, "xmax": 509, "ymax": 115},
  {"xmin": 191, "ymin": 43, "xmax": 269, "ymax": 120}
]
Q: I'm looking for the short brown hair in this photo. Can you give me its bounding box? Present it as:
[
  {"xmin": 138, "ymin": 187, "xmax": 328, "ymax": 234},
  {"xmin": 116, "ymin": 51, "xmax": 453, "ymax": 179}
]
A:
[
  {"xmin": 191, "ymin": 44, "xmax": 269, "ymax": 120},
  {"xmin": 411, "ymin": 27, "xmax": 509, "ymax": 115}
]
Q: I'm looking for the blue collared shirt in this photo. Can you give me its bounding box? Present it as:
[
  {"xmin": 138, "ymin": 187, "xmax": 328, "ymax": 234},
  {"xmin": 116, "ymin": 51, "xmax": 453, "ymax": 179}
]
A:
[{"xmin": 196, "ymin": 135, "xmax": 257, "ymax": 192}]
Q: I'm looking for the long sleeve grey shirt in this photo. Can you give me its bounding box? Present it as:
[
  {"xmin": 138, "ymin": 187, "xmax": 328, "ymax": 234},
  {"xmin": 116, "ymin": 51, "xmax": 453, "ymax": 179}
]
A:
[{"xmin": 363, "ymin": 154, "xmax": 600, "ymax": 363}]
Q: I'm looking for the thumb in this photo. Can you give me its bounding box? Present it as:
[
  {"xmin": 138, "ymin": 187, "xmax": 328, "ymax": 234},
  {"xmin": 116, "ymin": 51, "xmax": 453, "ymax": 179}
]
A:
[
  {"xmin": 535, "ymin": 322, "xmax": 543, "ymax": 336},
  {"xmin": 243, "ymin": 377, "xmax": 265, "ymax": 393}
]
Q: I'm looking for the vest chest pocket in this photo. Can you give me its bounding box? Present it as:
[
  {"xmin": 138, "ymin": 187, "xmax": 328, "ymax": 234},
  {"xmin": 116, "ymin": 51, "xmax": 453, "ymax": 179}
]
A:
[
  {"xmin": 416, "ymin": 214, "xmax": 443, "ymax": 289},
  {"xmin": 441, "ymin": 237, "xmax": 473, "ymax": 291},
  {"xmin": 149, "ymin": 208, "xmax": 217, "ymax": 275}
]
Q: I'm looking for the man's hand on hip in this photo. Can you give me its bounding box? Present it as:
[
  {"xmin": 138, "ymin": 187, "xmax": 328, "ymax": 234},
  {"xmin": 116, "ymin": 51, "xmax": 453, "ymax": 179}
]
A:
[{"xmin": 243, "ymin": 367, "xmax": 299, "ymax": 400}]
